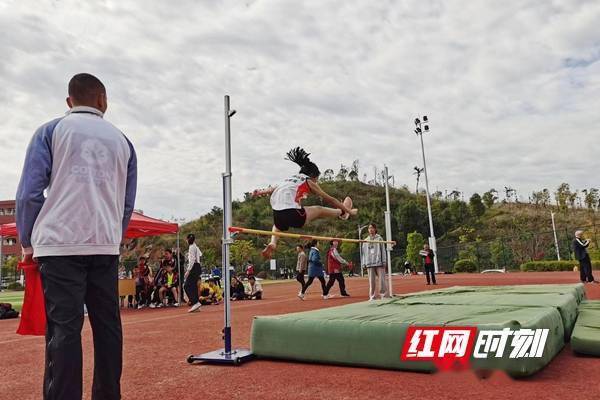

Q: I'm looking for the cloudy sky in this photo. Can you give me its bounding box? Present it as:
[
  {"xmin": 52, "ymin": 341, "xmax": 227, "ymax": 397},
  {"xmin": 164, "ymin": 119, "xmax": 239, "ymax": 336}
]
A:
[{"xmin": 1, "ymin": 0, "xmax": 600, "ymax": 221}]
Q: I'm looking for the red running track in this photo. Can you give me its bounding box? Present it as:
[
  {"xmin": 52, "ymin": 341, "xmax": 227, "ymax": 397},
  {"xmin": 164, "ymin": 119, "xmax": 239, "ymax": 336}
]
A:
[{"xmin": 0, "ymin": 272, "xmax": 599, "ymax": 400}]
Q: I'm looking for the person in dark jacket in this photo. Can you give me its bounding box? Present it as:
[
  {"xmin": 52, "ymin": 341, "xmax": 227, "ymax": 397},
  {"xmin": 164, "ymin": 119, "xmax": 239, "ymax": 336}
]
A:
[
  {"xmin": 573, "ymin": 230, "xmax": 598, "ymax": 283},
  {"xmin": 420, "ymin": 244, "xmax": 437, "ymax": 285},
  {"xmin": 299, "ymin": 240, "xmax": 328, "ymax": 299}
]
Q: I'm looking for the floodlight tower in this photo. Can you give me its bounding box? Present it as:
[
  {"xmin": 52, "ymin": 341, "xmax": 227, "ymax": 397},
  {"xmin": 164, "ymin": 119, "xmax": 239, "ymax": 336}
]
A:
[{"xmin": 414, "ymin": 116, "xmax": 439, "ymax": 273}]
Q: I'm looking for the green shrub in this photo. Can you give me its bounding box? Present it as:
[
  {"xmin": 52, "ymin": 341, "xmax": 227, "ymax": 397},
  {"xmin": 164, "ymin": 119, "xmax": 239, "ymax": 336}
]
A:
[
  {"xmin": 454, "ymin": 259, "xmax": 477, "ymax": 273},
  {"xmin": 519, "ymin": 260, "xmax": 600, "ymax": 272},
  {"xmin": 7, "ymin": 282, "xmax": 24, "ymax": 291}
]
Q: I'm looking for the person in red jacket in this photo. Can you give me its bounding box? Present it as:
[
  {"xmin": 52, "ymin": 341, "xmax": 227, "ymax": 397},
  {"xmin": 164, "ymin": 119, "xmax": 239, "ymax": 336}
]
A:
[{"xmin": 324, "ymin": 240, "xmax": 350, "ymax": 297}]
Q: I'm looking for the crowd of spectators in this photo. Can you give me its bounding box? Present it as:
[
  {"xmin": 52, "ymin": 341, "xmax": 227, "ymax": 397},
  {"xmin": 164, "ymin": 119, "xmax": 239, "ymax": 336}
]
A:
[{"xmin": 118, "ymin": 240, "xmax": 264, "ymax": 310}]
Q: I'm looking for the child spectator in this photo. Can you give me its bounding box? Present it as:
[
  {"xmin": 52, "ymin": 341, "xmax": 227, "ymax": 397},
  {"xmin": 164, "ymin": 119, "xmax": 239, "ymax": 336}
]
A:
[
  {"xmin": 198, "ymin": 278, "xmax": 221, "ymax": 305},
  {"xmin": 324, "ymin": 240, "xmax": 350, "ymax": 297},
  {"xmin": 230, "ymin": 276, "xmax": 246, "ymax": 301},
  {"xmin": 134, "ymin": 256, "xmax": 152, "ymax": 309},
  {"xmin": 403, "ymin": 260, "xmax": 412, "ymax": 276},
  {"xmin": 212, "ymin": 266, "xmax": 222, "ymax": 287},
  {"xmin": 245, "ymin": 261, "xmax": 255, "ymax": 278},
  {"xmin": 158, "ymin": 263, "xmax": 179, "ymax": 307},
  {"xmin": 245, "ymin": 276, "xmax": 263, "ymax": 300}
]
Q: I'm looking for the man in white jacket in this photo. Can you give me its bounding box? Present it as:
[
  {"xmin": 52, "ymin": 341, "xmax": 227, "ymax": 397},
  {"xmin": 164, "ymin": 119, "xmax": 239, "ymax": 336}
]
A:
[{"xmin": 16, "ymin": 73, "xmax": 137, "ymax": 400}]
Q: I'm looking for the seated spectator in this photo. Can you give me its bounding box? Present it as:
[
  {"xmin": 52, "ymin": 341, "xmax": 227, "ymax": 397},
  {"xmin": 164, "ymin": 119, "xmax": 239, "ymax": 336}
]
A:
[
  {"xmin": 134, "ymin": 256, "xmax": 152, "ymax": 309},
  {"xmin": 158, "ymin": 263, "xmax": 179, "ymax": 307},
  {"xmin": 244, "ymin": 276, "xmax": 263, "ymax": 300},
  {"xmin": 207, "ymin": 277, "xmax": 223, "ymax": 304},
  {"xmin": 230, "ymin": 276, "xmax": 246, "ymax": 301},
  {"xmin": 198, "ymin": 279, "xmax": 219, "ymax": 305},
  {"xmin": 149, "ymin": 263, "xmax": 166, "ymax": 308}
]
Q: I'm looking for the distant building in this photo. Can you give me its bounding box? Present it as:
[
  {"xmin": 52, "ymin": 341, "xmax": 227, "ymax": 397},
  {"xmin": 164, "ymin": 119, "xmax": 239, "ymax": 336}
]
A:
[{"xmin": 0, "ymin": 200, "xmax": 20, "ymax": 260}]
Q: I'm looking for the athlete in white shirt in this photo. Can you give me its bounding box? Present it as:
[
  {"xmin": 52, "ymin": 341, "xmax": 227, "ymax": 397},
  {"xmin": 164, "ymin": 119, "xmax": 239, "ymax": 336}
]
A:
[
  {"xmin": 253, "ymin": 147, "xmax": 358, "ymax": 258},
  {"xmin": 184, "ymin": 234, "xmax": 203, "ymax": 312}
]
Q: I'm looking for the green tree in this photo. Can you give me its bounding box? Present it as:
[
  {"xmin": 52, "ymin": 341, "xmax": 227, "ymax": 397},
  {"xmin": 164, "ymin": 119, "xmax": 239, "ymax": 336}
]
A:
[
  {"xmin": 469, "ymin": 193, "xmax": 485, "ymax": 217},
  {"xmin": 230, "ymin": 240, "xmax": 255, "ymax": 266},
  {"xmin": 554, "ymin": 183, "xmax": 571, "ymax": 211},
  {"xmin": 336, "ymin": 164, "xmax": 348, "ymax": 181},
  {"xmin": 482, "ymin": 189, "xmax": 498, "ymax": 208},
  {"xmin": 583, "ymin": 188, "xmax": 599, "ymax": 211},
  {"xmin": 490, "ymin": 239, "xmax": 514, "ymax": 269},
  {"xmin": 406, "ymin": 231, "xmax": 425, "ymax": 270}
]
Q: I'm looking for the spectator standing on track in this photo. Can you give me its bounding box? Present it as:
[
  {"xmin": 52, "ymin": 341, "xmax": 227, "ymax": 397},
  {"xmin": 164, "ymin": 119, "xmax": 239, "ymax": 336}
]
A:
[
  {"xmin": 361, "ymin": 224, "xmax": 389, "ymax": 300},
  {"xmin": 403, "ymin": 260, "xmax": 412, "ymax": 276},
  {"xmin": 299, "ymin": 240, "xmax": 328, "ymax": 300},
  {"xmin": 324, "ymin": 240, "xmax": 350, "ymax": 297},
  {"xmin": 16, "ymin": 73, "xmax": 137, "ymax": 400},
  {"xmin": 245, "ymin": 260, "xmax": 255, "ymax": 278},
  {"xmin": 212, "ymin": 265, "xmax": 222, "ymax": 288},
  {"xmin": 420, "ymin": 243, "xmax": 437, "ymax": 285},
  {"xmin": 245, "ymin": 276, "xmax": 263, "ymax": 300},
  {"xmin": 295, "ymin": 244, "xmax": 308, "ymax": 297},
  {"xmin": 573, "ymin": 230, "xmax": 598, "ymax": 284},
  {"xmin": 184, "ymin": 234, "xmax": 203, "ymax": 313}
]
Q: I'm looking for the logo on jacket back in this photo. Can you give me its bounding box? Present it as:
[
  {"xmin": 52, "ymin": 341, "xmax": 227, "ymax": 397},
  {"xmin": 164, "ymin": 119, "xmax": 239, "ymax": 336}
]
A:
[
  {"xmin": 81, "ymin": 139, "xmax": 109, "ymax": 165},
  {"xmin": 71, "ymin": 138, "xmax": 113, "ymax": 184}
]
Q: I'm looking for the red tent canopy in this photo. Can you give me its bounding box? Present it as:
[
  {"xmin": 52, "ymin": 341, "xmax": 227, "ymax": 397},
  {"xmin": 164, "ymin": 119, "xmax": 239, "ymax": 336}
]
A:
[{"xmin": 0, "ymin": 211, "xmax": 178, "ymax": 238}]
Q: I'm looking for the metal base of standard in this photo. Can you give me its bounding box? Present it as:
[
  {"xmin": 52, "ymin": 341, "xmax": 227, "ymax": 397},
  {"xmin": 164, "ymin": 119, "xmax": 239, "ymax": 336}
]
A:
[{"xmin": 187, "ymin": 349, "xmax": 254, "ymax": 365}]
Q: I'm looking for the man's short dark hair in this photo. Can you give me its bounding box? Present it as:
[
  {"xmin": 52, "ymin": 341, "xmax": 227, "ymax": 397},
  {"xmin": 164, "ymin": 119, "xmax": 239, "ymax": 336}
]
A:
[
  {"xmin": 164, "ymin": 249, "xmax": 172, "ymax": 254},
  {"xmin": 68, "ymin": 73, "xmax": 105, "ymax": 104},
  {"xmin": 187, "ymin": 234, "xmax": 195, "ymax": 242}
]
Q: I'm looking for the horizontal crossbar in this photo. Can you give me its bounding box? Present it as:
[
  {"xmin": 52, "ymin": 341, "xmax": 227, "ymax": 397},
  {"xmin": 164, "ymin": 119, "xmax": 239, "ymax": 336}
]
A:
[{"xmin": 229, "ymin": 226, "xmax": 395, "ymax": 245}]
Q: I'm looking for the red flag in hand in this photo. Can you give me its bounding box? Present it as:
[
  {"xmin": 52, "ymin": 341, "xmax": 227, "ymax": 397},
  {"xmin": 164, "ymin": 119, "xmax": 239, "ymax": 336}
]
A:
[{"xmin": 16, "ymin": 261, "xmax": 46, "ymax": 336}]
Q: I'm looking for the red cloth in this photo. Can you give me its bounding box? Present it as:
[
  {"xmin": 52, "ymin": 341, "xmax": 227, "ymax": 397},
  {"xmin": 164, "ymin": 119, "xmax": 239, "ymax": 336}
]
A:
[{"xmin": 16, "ymin": 261, "xmax": 46, "ymax": 336}]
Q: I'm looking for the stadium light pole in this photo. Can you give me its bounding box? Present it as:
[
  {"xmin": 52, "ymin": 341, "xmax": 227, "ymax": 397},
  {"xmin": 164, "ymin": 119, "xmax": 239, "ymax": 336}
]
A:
[
  {"xmin": 383, "ymin": 166, "xmax": 393, "ymax": 296},
  {"xmin": 551, "ymin": 211, "xmax": 561, "ymax": 261},
  {"xmin": 414, "ymin": 116, "xmax": 439, "ymax": 273}
]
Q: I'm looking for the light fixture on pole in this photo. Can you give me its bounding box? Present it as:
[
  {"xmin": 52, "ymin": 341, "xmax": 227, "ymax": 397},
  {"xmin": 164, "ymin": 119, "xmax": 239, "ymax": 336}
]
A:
[{"xmin": 414, "ymin": 115, "xmax": 439, "ymax": 273}]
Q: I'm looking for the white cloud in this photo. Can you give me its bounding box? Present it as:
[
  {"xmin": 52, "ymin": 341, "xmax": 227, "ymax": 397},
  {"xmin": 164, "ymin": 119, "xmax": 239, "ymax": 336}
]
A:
[{"xmin": 1, "ymin": 0, "xmax": 600, "ymax": 220}]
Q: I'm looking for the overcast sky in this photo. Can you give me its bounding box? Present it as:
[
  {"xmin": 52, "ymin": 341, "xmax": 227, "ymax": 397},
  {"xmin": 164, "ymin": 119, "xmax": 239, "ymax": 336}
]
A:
[{"xmin": 1, "ymin": 0, "xmax": 599, "ymax": 221}]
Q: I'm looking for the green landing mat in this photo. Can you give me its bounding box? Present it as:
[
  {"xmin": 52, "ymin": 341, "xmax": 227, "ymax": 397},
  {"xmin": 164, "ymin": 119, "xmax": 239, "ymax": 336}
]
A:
[
  {"xmin": 251, "ymin": 284, "xmax": 583, "ymax": 377},
  {"xmin": 571, "ymin": 300, "xmax": 600, "ymax": 357}
]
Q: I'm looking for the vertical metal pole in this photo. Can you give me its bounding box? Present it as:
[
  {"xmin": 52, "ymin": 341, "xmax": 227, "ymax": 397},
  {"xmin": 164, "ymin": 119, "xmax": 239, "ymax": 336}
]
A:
[
  {"xmin": 358, "ymin": 225, "xmax": 363, "ymax": 278},
  {"xmin": 222, "ymin": 95, "xmax": 233, "ymax": 354},
  {"xmin": 551, "ymin": 212, "xmax": 561, "ymax": 261},
  {"xmin": 383, "ymin": 166, "xmax": 393, "ymax": 296},
  {"xmin": 419, "ymin": 132, "xmax": 439, "ymax": 273},
  {"xmin": 0, "ymin": 236, "xmax": 3, "ymax": 292}
]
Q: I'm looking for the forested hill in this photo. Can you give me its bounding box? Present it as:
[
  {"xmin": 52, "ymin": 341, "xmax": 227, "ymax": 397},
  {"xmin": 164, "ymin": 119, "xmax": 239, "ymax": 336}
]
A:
[{"xmin": 126, "ymin": 180, "xmax": 600, "ymax": 273}]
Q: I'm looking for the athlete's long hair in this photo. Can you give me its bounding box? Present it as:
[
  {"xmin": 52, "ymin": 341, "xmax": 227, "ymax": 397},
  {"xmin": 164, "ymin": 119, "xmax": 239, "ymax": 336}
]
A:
[{"xmin": 285, "ymin": 147, "xmax": 320, "ymax": 178}]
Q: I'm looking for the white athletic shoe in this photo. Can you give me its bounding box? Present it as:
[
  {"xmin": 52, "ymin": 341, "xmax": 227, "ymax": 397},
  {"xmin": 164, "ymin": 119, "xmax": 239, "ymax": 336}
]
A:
[
  {"xmin": 188, "ymin": 302, "xmax": 202, "ymax": 313},
  {"xmin": 298, "ymin": 293, "xmax": 305, "ymax": 300},
  {"xmin": 323, "ymin": 294, "xmax": 336, "ymax": 300},
  {"xmin": 174, "ymin": 303, "xmax": 180, "ymax": 307},
  {"xmin": 339, "ymin": 197, "xmax": 353, "ymax": 220}
]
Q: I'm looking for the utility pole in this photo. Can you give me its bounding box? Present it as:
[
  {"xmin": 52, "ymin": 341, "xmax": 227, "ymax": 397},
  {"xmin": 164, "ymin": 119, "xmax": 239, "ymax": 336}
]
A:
[{"xmin": 551, "ymin": 211, "xmax": 561, "ymax": 260}]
